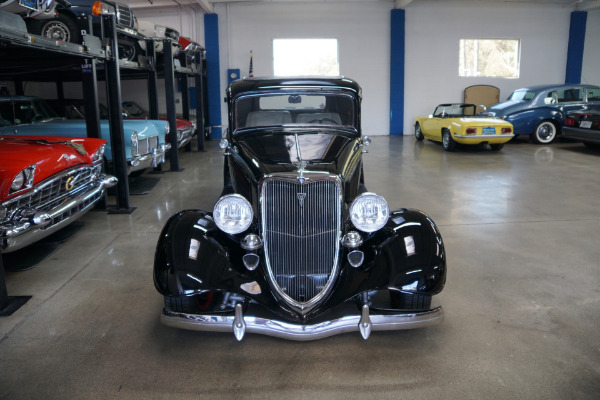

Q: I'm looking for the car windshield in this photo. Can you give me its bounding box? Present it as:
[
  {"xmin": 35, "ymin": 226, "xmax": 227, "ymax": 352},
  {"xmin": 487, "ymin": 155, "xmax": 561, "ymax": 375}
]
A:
[
  {"xmin": 0, "ymin": 99, "xmax": 60, "ymax": 125},
  {"xmin": 122, "ymin": 101, "xmax": 147, "ymax": 117},
  {"xmin": 233, "ymin": 92, "xmax": 357, "ymax": 133},
  {"xmin": 508, "ymin": 89, "xmax": 536, "ymax": 101},
  {"xmin": 433, "ymin": 104, "xmax": 477, "ymax": 117}
]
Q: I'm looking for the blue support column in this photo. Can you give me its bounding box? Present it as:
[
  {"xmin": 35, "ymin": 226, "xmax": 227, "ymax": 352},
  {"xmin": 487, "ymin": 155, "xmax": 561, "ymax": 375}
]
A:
[
  {"xmin": 565, "ymin": 11, "xmax": 587, "ymax": 84},
  {"xmin": 390, "ymin": 9, "xmax": 405, "ymax": 135},
  {"xmin": 204, "ymin": 13, "xmax": 222, "ymax": 139}
]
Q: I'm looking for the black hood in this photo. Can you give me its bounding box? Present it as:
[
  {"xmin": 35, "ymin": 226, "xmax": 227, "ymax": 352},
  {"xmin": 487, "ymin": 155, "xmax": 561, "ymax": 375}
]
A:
[{"xmin": 234, "ymin": 130, "xmax": 361, "ymax": 179}]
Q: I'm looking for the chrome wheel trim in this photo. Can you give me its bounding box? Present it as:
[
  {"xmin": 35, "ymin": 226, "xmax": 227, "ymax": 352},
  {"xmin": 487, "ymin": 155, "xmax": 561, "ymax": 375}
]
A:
[
  {"xmin": 535, "ymin": 122, "xmax": 556, "ymax": 143},
  {"xmin": 42, "ymin": 21, "xmax": 70, "ymax": 42},
  {"xmin": 442, "ymin": 131, "xmax": 450, "ymax": 148}
]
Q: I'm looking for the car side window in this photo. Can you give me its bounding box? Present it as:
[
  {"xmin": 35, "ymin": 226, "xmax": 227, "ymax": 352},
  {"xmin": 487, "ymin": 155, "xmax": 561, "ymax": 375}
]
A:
[
  {"xmin": 0, "ymin": 101, "xmax": 14, "ymax": 126},
  {"xmin": 543, "ymin": 91, "xmax": 557, "ymax": 105},
  {"xmin": 586, "ymin": 88, "xmax": 600, "ymax": 102},
  {"xmin": 556, "ymin": 88, "xmax": 583, "ymax": 103}
]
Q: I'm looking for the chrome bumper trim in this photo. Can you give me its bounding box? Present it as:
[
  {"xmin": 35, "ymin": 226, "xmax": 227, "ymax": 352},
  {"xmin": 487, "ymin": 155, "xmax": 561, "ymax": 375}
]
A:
[
  {"xmin": 128, "ymin": 144, "xmax": 170, "ymax": 173},
  {"xmin": 453, "ymin": 133, "xmax": 514, "ymax": 139},
  {"xmin": 160, "ymin": 306, "xmax": 444, "ymax": 341},
  {"xmin": 0, "ymin": 174, "xmax": 117, "ymax": 253}
]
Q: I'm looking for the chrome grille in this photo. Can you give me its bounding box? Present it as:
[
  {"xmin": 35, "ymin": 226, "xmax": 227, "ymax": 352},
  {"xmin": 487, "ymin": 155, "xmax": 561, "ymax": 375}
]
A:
[
  {"xmin": 261, "ymin": 177, "xmax": 341, "ymax": 311},
  {"xmin": 1, "ymin": 164, "xmax": 102, "ymax": 224},
  {"xmin": 115, "ymin": 3, "xmax": 135, "ymax": 29},
  {"xmin": 136, "ymin": 135, "xmax": 159, "ymax": 156}
]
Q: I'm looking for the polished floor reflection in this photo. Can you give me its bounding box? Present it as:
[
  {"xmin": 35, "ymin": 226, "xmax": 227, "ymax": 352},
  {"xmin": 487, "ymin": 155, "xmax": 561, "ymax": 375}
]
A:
[{"xmin": 1, "ymin": 136, "xmax": 599, "ymax": 399}]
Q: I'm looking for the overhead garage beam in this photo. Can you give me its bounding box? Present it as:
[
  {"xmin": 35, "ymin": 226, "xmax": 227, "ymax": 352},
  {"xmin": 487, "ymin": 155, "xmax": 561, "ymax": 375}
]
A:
[{"xmin": 130, "ymin": 0, "xmax": 213, "ymax": 13}]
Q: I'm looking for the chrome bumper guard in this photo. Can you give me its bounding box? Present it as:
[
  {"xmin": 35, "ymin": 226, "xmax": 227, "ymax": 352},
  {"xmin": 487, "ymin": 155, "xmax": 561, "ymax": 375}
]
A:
[
  {"xmin": 453, "ymin": 133, "xmax": 514, "ymax": 139},
  {"xmin": 161, "ymin": 305, "xmax": 444, "ymax": 341},
  {"xmin": 0, "ymin": 174, "xmax": 118, "ymax": 252}
]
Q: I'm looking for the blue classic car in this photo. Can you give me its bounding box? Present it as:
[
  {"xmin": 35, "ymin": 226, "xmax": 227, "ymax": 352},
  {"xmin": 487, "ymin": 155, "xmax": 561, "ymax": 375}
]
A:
[
  {"xmin": 488, "ymin": 84, "xmax": 600, "ymax": 144},
  {"xmin": 0, "ymin": 96, "xmax": 170, "ymax": 174}
]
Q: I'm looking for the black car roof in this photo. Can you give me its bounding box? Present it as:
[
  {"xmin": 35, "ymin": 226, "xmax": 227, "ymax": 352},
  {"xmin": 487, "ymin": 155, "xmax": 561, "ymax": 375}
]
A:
[{"xmin": 227, "ymin": 76, "xmax": 362, "ymax": 99}]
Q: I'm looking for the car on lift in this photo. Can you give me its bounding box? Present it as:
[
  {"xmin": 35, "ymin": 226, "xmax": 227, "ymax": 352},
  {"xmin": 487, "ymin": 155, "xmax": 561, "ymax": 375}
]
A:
[
  {"xmin": 0, "ymin": 96, "xmax": 170, "ymax": 175},
  {"xmin": 415, "ymin": 103, "xmax": 514, "ymax": 151},
  {"xmin": 121, "ymin": 101, "xmax": 195, "ymax": 149},
  {"xmin": 25, "ymin": 0, "xmax": 142, "ymax": 61},
  {"xmin": 562, "ymin": 109, "xmax": 600, "ymax": 149},
  {"xmin": 488, "ymin": 84, "xmax": 600, "ymax": 144},
  {"xmin": 153, "ymin": 77, "xmax": 447, "ymax": 341},
  {"xmin": 0, "ymin": 0, "xmax": 57, "ymax": 19},
  {"xmin": 47, "ymin": 98, "xmax": 195, "ymax": 150},
  {"xmin": 0, "ymin": 135, "xmax": 117, "ymax": 253}
]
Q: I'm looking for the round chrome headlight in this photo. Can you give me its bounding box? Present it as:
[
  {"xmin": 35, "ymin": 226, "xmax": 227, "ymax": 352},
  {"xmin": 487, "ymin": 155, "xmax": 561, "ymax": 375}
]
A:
[
  {"xmin": 213, "ymin": 194, "xmax": 253, "ymax": 234},
  {"xmin": 349, "ymin": 193, "xmax": 389, "ymax": 233}
]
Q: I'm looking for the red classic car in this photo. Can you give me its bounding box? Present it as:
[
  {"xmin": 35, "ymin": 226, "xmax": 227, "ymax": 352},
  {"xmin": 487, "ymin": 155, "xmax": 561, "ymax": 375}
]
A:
[{"xmin": 0, "ymin": 135, "xmax": 117, "ymax": 253}]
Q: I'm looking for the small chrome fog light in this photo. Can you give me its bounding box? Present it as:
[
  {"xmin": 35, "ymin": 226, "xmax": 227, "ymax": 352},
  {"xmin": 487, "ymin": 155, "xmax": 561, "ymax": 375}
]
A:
[
  {"xmin": 347, "ymin": 250, "xmax": 364, "ymax": 268},
  {"xmin": 241, "ymin": 233, "xmax": 262, "ymax": 251},
  {"xmin": 342, "ymin": 231, "xmax": 363, "ymax": 248},
  {"xmin": 243, "ymin": 253, "xmax": 260, "ymax": 271}
]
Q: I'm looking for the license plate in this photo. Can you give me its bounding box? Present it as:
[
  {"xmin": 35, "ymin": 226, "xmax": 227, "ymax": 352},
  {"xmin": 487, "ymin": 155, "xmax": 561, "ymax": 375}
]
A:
[
  {"xmin": 483, "ymin": 127, "xmax": 496, "ymax": 135},
  {"xmin": 580, "ymin": 121, "xmax": 592, "ymax": 129}
]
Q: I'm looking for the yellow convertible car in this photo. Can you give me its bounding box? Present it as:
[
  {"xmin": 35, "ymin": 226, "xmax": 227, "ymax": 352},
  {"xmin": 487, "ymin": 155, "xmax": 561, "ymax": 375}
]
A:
[{"xmin": 415, "ymin": 103, "xmax": 514, "ymax": 151}]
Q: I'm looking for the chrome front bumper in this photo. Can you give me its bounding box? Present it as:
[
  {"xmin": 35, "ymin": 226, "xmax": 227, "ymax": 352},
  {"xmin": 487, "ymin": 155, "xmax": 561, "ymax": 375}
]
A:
[
  {"xmin": 161, "ymin": 305, "xmax": 444, "ymax": 341},
  {"xmin": 0, "ymin": 174, "xmax": 117, "ymax": 253},
  {"xmin": 177, "ymin": 128, "xmax": 194, "ymax": 149},
  {"xmin": 453, "ymin": 133, "xmax": 514, "ymax": 140},
  {"xmin": 129, "ymin": 144, "xmax": 171, "ymax": 173}
]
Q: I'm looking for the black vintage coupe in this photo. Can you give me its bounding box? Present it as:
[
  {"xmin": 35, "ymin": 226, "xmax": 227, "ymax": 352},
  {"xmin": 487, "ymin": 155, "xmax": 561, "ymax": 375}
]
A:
[{"xmin": 153, "ymin": 77, "xmax": 447, "ymax": 340}]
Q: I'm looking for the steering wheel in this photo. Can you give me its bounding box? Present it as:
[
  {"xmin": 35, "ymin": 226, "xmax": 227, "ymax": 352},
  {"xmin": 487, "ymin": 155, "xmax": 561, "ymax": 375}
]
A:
[
  {"xmin": 31, "ymin": 114, "xmax": 45, "ymax": 123},
  {"xmin": 308, "ymin": 118, "xmax": 339, "ymax": 125}
]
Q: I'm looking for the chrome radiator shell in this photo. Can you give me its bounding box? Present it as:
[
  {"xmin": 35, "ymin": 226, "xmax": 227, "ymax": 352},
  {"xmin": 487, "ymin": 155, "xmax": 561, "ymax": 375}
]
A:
[{"xmin": 260, "ymin": 174, "xmax": 342, "ymax": 315}]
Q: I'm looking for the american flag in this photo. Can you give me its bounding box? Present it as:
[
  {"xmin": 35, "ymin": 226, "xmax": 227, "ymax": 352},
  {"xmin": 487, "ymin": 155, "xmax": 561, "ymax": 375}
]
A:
[{"xmin": 249, "ymin": 50, "xmax": 254, "ymax": 77}]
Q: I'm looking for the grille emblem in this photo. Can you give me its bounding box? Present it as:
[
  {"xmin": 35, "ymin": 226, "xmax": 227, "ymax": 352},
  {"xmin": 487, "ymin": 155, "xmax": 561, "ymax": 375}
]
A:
[
  {"xmin": 297, "ymin": 193, "xmax": 306, "ymax": 207},
  {"xmin": 65, "ymin": 176, "xmax": 76, "ymax": 191}
]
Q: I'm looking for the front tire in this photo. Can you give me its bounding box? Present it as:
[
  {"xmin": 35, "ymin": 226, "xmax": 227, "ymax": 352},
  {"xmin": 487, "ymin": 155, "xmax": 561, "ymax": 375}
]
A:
[
  {"xmin": 39, "ymin": 15, "xmax": 80, "ymax": 43},
  {"xmin": 415, "ymin": 123, "xmax": 425, "ymax": 141},
  {"xmin": 442, "ymin": 129, "xmax": 456, "ymax": 152},
  {"xmin": 530, "ymin": 120, "xmax": 558, "ymax": 144}
]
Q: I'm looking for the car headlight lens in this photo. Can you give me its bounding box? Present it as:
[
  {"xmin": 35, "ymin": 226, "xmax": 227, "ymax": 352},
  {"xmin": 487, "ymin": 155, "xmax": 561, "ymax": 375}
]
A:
[
  {"xmin": 9, "ymin": 165, "xmax": 36, "ymax": 194},
  {"xmin": 10, "ymin": 172, "xmax": 25, "ymax": 191},
  {"xmin": 350, "ymin": 193, "xmax": 389, "ymax": 233},
  {"xmin": 213, "ymin": 194, "xmax": 253, "ymax": 234},
  {"xmin": 164, "ymin": 121, "xmax": 170, "ymax": 135}
]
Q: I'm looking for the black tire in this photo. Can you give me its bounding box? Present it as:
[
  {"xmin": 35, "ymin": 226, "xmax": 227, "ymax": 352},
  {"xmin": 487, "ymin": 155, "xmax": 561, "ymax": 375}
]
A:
[
  {"xmin": 490, "ymin": 143, "xmax": 504, "ymax": 151},
  {"xmin": 530, "ymin": 120, "xmax": 558, "ymax": 144},
  {"xmin": 442, "ymin": 129, "xmax": 456, "ymax": 152},
  {"xmin": 415, "ymin": 123, "xmax": 425, "ymax": 141},
  {"xmin": 38, "ymin": 14, "xmax": 81, "ymax": 43},
  {"xmin": 390, "ymin": 291, "xmax": 432, "ymax": 311}
]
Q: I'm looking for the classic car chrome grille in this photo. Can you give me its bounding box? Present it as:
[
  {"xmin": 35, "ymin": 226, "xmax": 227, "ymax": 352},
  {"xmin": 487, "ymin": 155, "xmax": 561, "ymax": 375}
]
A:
[
  {"xmin": 137, "ymin": 135, "xmax": 159, "ymax": 156},
  {"xmin": 1, "ymin": 164, "xmax": 102, "ymax": 225},
  {"xmin": 115, "ymin": 3, "xmax": 135, "ymax": 30},
  {"xmin": 261, "ymin": 177, "xmax": 341, "ymax": 312}
]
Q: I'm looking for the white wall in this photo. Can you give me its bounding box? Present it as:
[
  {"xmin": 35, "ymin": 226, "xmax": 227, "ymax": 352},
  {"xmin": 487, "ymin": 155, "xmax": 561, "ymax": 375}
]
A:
[
  {"xmin": 404, "ymin": 0, "xmax": 572, "ymax": 135},
  {"xmin": 582, "ymin": 8, "xmax": 600, "ymax": 85},
  {"xmin": 19, "ymin": 1, "xmax": 600, "ymax": 135},
  {"xmin": 214, "ymin": 1, "xmax": 392, "ymax": 135}
]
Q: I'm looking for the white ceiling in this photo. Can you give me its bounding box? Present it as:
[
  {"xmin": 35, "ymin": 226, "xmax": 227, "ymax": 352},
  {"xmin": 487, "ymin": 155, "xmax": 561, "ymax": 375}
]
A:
[{"xmin": 127, "ymin": 0, "xmax": 600, "ymax": 12}]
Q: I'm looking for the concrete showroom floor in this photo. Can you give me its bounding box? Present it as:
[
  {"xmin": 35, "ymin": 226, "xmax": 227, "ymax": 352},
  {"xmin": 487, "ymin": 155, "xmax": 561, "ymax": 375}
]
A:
[{"xmin": 1, "ymin": 135, "xmax": 599, "ymax": 399}]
